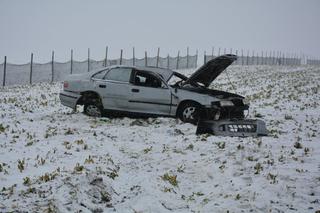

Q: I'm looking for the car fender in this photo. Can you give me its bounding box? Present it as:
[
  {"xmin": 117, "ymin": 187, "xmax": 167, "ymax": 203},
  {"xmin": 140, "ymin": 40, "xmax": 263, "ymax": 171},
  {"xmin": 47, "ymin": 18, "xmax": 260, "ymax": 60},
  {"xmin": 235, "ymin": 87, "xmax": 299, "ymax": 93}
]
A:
[{"xmin": 174, "ymin": 89, "xmax": 220, "ymax": 108}]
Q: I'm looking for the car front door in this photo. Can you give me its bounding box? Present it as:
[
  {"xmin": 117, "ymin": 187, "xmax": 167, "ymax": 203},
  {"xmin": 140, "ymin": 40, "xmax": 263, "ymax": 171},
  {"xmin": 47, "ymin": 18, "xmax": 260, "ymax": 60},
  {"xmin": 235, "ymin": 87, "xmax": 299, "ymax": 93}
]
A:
[{"xmin": 128, "ymin": 70, "xmax": 173, "ymax": 115}]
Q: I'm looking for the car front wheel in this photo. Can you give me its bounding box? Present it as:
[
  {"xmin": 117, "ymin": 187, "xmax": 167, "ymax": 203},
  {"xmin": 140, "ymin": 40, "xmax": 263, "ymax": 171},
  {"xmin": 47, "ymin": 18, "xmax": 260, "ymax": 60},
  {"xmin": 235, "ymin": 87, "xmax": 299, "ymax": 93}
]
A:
[
  {"xmin": 178, "ymin": 102, "xmax": 201, "ymax": 124},
  {"xmin": 84, "ymin": 101, "xmax": 103, "ymax": 117}
]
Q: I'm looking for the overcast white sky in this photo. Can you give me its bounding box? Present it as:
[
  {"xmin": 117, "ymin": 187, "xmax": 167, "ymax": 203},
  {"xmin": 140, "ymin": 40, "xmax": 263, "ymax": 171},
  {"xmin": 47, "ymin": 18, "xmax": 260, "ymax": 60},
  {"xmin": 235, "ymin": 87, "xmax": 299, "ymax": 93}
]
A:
[{"xmin": 0, "ymin": 0, "xmax": 319, "ymax": 63}]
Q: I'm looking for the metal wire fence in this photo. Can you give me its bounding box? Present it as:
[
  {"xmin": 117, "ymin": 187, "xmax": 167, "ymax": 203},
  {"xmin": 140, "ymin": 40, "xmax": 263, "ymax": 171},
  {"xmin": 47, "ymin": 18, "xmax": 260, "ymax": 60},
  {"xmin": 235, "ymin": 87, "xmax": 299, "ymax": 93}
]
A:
[
  {"xmin": 1, "ymin": 47, "xmax": 320, "ymax": 87},
  {"xmin": 0, "ymin": 48, "xmax": 197, "ymax": 86}
]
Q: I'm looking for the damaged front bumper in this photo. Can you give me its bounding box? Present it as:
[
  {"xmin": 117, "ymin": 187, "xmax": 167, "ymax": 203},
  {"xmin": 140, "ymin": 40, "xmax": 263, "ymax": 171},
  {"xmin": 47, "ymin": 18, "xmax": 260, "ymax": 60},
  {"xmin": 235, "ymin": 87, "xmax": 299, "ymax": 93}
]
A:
[{"xmin": 196, "ymin": 118, "xmax": 268, "ymax": 137}]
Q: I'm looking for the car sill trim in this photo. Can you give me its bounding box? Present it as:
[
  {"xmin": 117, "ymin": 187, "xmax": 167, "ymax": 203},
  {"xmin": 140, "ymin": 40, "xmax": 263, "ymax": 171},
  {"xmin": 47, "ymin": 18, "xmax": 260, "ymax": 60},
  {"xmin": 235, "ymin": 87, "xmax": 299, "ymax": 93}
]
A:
[
  {"xmin": 60, "ymin": 93, "xmax": 78, "ymax": 99},
  {"xmin": 128, "ymin": 100, "xmax": 177, "ymax": 107}
]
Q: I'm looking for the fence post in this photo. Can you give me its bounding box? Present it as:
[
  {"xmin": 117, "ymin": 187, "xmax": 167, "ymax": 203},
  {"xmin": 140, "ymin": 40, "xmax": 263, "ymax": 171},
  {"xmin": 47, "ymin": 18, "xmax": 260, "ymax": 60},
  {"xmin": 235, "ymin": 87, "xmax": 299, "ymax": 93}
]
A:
[
  {"xmin": 241, "ymin": 49, "xmax": 244, "ymax": 66},
  {"xmin": 268, "ymin": 51, "xmax": 271, "ymax": 65},
  {"xmin": 211, "ymin": 46, "xmax": 214, "ymax": 59},
  {"xmin": 218, "ymin": 47, "xmax": 221, "ymax": 56},
  {"xmin": 235, "ymin": 50, "xmax": 238, "ymax": 64},
  {"xmin": 70, "ymin": 49, "xmax": 73, "ymax": 74},
  {"xmin": 2, "ymin": 56, "xmax": 6, "ymax": 87},
  {"xmin": 186, "ymin": 47, "xmax": 189, "ymax": 69},
  {"xmin": 252, "ymin": 50, "xmax": 255, "ymax": 65},
  {"xmin": 30, "ymin": 53, "xmax": 33, "ymax": 84},
  {"xmin": 305, "ymin": 56, "xmax": 307, "ymax": 65},
  {"xmin": 167, "ymin": 54, "xmax": 170, "ymax": 69},
  {"xmin": 272, "ymin": 51, "xmax": 275, "ymax": 65},
  {"xmin": 293, "ymin": 54, "xmax": 295, "ymax": 65},
  {"xmin": 195, "ymin": 49, "xmax": 198, "ymax": 67},
  {"xmin": 293, "ymin": 53, "xmax": 295, "ymax": 66},
  {"xmin": 246, "ymin": 50, "xmax": 249, "ymax": 65},
  {"xmin": 204, "ymin": 51, "xmax": 206, "ymax": 64},
  {"xmin": 230, "ymin": 48, "xmax": 232, "ymax": 54},
  {"xmin": 105, "ymin": 46, "xmax": 108, "ymax": 67},
  {"xmin": 132, "ymin": 47, "xmax": 135, "ymax": 66},
  {"xmin": 156, "ymin": 47, "xmax": 160, "ymax": 67},
  {"xmin": 51, "ymin": 51, "xmax": 54, "ymax": 83},
  {"xmin": 145, "ymin": 51, "xmax": 147, "ymax": 67},
  {"xmin": 266, "ymin": 51, "xmax": 268, "ymax": 65},
  {"xmin": 300, "ymin": 54, "xmax": 303, "ymax": 66},
  {"xmin": 176, "ymin": 51, "xmax": 180, "ymax": 69},
  {"xmin": 224, "ymin": 48, "xmax": 226, "ymax": 54},
  {"xmin": 291, "ymin": 53, "xmax": 296, "ymax": 65},
  {"xmin": 87, "ymin": 48, "xmax": 90, "ymax": 72},
  {"xmin": 120, "ymin": 49, "xmax": 123, "ymax": 65},
  {"xmin": 285, "ymin": 53, "xmax": 287, "ymax": 65}
]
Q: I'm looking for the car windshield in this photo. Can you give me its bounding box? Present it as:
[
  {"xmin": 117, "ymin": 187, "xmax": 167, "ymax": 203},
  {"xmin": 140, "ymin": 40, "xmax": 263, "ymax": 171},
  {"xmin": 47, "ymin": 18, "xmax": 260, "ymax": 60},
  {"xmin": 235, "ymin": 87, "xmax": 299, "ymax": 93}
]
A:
[{"xmin": 168, "ymin": 72, "xmax": 202, "ymax": 88}]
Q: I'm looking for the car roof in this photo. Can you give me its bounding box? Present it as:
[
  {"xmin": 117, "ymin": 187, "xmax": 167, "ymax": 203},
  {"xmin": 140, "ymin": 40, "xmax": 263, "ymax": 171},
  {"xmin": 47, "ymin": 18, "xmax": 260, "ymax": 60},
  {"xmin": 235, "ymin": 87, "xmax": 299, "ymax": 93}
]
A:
[{"xmin": 94, "ymin": 65, "xmax": 174, "ymax": 82}]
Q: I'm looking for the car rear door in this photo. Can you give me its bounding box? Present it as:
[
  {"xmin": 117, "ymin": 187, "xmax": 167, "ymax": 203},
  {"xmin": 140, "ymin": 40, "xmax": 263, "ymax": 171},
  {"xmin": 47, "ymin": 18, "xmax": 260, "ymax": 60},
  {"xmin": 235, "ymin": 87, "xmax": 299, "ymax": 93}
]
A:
[
  {"xmin": 101, "ymin": 67, "xmax": 132, "ymax": 111},
  {"xmin": 128, "ymin": 70, "xmax": 173, "ymax": 115}
]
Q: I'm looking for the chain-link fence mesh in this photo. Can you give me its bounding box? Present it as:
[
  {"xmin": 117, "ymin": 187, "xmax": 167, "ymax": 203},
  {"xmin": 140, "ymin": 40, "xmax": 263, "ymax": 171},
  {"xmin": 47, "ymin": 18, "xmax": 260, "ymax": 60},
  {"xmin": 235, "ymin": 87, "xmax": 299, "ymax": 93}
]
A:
[
  {"xmin": 204, "ymin": 55, "xmax": 302, "ymax": 66},
  {"xmin": 1, "ymin": 55, "xmax": 197, "ymax": 86}
]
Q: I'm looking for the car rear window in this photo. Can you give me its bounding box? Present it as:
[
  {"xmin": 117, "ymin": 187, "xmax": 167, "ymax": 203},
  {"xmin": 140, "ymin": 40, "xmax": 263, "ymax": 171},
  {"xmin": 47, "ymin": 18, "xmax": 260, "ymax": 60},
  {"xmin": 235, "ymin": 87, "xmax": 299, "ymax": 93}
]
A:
[{"xmin": 105, "ymin": 68, "xmax": 132, "ymax": 82}]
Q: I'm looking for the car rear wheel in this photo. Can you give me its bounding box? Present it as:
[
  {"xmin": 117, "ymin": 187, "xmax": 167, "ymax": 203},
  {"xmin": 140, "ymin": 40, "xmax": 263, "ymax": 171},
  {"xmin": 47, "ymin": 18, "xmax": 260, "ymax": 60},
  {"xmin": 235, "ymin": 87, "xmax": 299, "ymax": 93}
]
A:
[
  {"xmin": 84, "ymin": 101, "xmax": 103, "ymax": 117},
  {"xmin": 178, "ymin": 102, "xmax": 201, "ymax": 124}
]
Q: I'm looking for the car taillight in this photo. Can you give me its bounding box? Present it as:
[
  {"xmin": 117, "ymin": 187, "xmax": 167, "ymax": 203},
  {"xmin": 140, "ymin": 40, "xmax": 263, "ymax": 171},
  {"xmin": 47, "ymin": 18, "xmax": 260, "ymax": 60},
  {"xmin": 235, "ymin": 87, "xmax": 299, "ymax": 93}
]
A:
[{"xmin": 63, "ymin": 81, "xmax": 69, "ymax": 89}]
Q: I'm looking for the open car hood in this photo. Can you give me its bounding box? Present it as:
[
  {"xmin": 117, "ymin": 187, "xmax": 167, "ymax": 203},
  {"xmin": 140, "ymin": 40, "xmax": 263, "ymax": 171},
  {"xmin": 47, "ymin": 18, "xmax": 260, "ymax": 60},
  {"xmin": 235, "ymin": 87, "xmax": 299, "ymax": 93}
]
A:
[{"xmin": 184, "ymin": 54, "xmax": 237, "ymax": 87}]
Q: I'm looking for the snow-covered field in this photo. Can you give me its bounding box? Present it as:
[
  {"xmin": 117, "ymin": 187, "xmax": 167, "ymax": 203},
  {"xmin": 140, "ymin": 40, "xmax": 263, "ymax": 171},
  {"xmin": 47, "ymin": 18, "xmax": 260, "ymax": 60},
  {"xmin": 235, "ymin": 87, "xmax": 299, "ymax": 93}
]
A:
[{"xmin": 0, "ymin": 65, "xmax": 319, "ymax": 213}]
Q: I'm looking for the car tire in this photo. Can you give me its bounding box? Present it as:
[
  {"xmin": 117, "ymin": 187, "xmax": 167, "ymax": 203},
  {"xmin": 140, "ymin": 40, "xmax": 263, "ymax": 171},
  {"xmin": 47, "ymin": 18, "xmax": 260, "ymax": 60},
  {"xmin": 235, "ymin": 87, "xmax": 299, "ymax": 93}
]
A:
[
  {"xmin": 84, "ymin": 100, "xmax": 103, "ymax": 117},
  {"xmin": 178, "ymin": 102, "xmax": 201, "ymax": 124}
]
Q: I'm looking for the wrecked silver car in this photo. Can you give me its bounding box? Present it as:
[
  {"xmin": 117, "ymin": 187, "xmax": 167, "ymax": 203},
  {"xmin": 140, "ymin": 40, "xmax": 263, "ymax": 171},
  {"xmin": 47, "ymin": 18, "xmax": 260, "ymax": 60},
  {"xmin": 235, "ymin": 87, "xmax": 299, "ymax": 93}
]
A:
[{"xmin": 59, "ymin": 54, "xmax": 267, "ymax": 136}]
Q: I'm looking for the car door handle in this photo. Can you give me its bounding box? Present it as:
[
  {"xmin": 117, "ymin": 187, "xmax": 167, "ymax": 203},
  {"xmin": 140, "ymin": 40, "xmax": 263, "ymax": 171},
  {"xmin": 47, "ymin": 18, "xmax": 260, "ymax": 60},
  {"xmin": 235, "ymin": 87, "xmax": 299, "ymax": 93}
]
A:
[
  {"xmin": 99, "ymin": 84, "xmax": 106, "ymax": 88},
  {"xmin": 132, "ymin": 88, "xmax": 139, "ymax": 93}
]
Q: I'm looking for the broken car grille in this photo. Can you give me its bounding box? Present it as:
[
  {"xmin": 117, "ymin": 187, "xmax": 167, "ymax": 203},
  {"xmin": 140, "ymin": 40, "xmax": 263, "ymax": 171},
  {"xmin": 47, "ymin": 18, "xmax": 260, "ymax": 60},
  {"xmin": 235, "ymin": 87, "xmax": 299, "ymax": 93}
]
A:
[{"xmin": 220, "ymin": 124, "xmax": 257, "ymax": 133}]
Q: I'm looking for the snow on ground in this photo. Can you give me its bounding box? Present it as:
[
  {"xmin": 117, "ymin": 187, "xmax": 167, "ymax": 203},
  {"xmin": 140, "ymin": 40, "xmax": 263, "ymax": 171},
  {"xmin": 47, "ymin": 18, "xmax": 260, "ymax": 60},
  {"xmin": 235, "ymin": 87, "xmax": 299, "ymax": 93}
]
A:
[{"xmin": 0, "ymin": 65, "xmax": 319, "ymax": 213}]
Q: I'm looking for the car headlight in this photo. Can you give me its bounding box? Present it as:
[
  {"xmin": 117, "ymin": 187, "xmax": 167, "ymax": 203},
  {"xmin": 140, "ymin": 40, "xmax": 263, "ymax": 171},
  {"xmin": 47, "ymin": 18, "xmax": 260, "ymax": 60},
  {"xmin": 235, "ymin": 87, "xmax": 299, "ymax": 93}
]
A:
[{"xmin": 220, "ymin": 100, "xmax": 234, "ymax": 107}]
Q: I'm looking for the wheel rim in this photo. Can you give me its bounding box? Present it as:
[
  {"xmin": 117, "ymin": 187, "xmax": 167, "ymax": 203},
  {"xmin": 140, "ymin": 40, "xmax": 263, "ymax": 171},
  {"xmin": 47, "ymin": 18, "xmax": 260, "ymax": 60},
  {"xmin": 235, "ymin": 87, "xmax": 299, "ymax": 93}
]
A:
[
  {"xmin": 182, "ymin": 106, "xmax": 196, "ymax": 120},
  {"xmin": 86, "ymin": 105, "xmax": 101, "ymax": 117}
]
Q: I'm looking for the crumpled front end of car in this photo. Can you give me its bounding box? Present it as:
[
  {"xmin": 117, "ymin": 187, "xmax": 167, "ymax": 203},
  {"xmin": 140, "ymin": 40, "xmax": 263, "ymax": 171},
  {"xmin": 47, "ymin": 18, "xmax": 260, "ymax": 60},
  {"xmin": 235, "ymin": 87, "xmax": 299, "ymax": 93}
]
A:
[
  {"xmin": 198, "ymin": 98, "xmax": 268, "ymax": 137},
  {"xmin": 203, "ymin": 98, "xmax": 249, "ymax": 121}
]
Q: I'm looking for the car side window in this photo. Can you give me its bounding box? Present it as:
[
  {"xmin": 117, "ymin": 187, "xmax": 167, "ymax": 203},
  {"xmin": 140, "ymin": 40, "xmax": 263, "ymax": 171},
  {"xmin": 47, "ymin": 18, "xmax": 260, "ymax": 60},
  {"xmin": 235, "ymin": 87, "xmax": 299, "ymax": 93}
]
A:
[
  {"xmin": 105, "ymin": 68, "xmax": 132, "ymax": 82},
  {"xmin": 92, "ymin": 70, "xmax": 108, "ymax": 79},
  {"xmin": 134, "ymin": 71, "xmax": 164, "ymax": 88}
]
